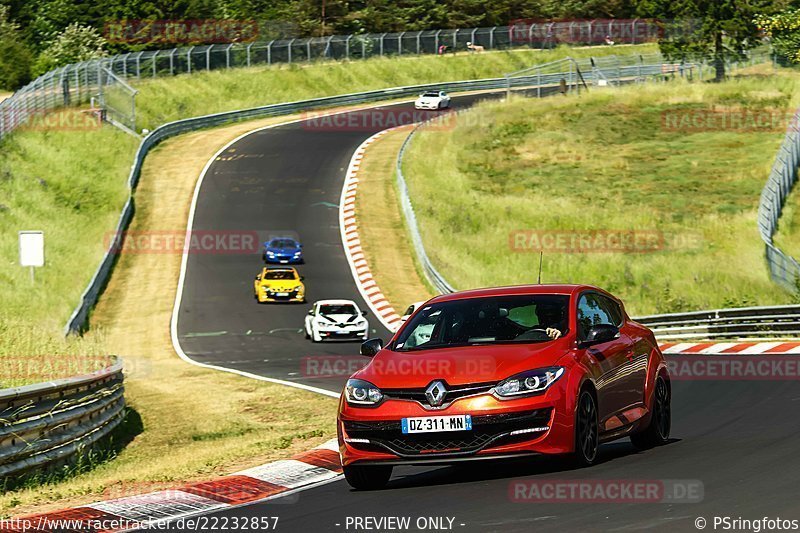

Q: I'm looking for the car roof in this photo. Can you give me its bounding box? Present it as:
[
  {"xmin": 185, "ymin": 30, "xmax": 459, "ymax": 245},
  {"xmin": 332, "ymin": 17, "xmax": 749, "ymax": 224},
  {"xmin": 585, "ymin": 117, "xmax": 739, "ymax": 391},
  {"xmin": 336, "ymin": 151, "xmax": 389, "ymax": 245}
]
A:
[
  {"xmin": 426, "ymin": 284, "xmax": 609, "ymax": 304},
  {"xmin": 315, "ymin": 299, "xmax": 358, "ymax": 306}
]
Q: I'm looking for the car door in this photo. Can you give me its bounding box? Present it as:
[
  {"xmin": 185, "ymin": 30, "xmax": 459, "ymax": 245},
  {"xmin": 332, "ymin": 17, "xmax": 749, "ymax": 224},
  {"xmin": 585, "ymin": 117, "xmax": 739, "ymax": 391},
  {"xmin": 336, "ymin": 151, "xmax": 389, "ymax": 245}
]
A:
[
  {"xmin": 576, "ymin": 292, "xmax": 634, "ymax": 427},
  {"xmin": 600, "ymin": 294, "xmax": 648, "ymax": 413}
]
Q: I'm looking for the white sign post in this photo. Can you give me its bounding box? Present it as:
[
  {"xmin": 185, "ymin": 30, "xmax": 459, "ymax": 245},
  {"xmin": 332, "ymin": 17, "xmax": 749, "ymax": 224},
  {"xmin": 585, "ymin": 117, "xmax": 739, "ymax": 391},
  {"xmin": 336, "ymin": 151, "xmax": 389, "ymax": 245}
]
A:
[{"xmin": 19, "ymin": 231, "xmax": 44, "ymax": 282}]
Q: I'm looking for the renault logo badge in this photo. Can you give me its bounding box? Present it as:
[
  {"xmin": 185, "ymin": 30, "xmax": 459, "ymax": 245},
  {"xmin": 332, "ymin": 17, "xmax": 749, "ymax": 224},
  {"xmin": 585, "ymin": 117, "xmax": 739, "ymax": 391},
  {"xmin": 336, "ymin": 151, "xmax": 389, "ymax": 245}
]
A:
[{"xmin": 425, "ymin": 381, "xmax": 447, "ymax": 407}]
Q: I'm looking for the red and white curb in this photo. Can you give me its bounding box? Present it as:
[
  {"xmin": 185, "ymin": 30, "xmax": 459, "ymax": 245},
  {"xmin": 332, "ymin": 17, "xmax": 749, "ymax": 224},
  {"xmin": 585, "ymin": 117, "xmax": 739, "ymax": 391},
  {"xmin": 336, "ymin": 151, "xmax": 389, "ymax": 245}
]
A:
[
  {"xmin": 13, "ymin": 440, "xmax": 341, "ymax": 532},
  {"xmin": 659, "ymin": 341, "xmax": 800, "ymax": 355},
  {"xmin": 339, "ymin": 127, "xmax": 409, "ymax": 333}
]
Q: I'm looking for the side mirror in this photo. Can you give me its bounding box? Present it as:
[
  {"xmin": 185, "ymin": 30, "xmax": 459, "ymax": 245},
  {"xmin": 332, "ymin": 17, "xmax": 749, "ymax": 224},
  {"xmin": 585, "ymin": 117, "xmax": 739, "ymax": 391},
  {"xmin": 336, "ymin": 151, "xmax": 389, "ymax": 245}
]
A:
[
  {"xmin": 255, "ymin": 275, "xmax": 261, "ymax": 280},
  {"xmin": 361, "ymin": 310, "xmax": 368, "ymax": 317},
  {"xmin": 307, "ymin": 309, "xmax": 314, "ymax": 316},
  {"xmin": 300, "ymin": 276, "xmax": 305, "ymax": 281},
  {"xmin": 582, "ymin": 324, "xmax": 619, "ymax": 346},
  {"xmin": 360, "ymin": 338, "xmax": 383, "ymax": 357}
]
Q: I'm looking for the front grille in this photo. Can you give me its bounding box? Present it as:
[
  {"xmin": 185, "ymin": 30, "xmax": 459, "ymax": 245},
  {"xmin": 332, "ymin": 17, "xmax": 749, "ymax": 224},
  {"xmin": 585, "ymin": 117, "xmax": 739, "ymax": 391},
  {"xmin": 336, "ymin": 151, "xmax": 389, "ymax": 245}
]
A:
[
  {"xmin": 382, "ymin": 382, "xmax": 495, "ymax": 407},
  {"xmin": 343, "ymin": 408, "xmax": 552, "ymax": 457}
]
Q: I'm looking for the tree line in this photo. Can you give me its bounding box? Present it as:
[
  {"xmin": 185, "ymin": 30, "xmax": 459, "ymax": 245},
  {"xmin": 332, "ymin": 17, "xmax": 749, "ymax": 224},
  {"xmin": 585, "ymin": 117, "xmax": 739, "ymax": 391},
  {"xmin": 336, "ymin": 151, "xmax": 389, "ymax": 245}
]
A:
[{"xmin": 1, "ymin": 0, "xmax": 800, "ymax": 91}]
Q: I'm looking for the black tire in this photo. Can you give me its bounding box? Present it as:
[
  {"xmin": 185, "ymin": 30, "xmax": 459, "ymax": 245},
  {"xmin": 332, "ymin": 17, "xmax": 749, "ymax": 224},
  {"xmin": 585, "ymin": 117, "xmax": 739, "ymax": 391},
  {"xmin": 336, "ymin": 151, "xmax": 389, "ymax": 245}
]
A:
[
  {"xmin": 304, "ymin": 328, "xmax": 310, "ymax": 340},
  {"xmin": 631, "ymin": 376, "xmax": 671, "ymax": 449},
  {"xmin": 343, "ymin": 464, "xmax": 392, "ymax": 490},
  {"xmin": 572, "ymin": 389, "xmax": 599, "ymax": 467}
]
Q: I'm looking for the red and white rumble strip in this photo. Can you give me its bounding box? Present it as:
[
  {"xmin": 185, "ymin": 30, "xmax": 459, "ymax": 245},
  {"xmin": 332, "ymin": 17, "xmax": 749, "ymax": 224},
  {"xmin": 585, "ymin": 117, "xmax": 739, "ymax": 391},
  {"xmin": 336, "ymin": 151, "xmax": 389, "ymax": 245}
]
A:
[
  {"xmin": 9, "ymin": 440, "xmax": 341, "ymax": 532},
  {"xmin": 339, "ymin": 128, "xmax": 407, "ymax": 333},
  {"xmin": 659, "ymin": 341, "xmax": 800, "ymax": 355}
]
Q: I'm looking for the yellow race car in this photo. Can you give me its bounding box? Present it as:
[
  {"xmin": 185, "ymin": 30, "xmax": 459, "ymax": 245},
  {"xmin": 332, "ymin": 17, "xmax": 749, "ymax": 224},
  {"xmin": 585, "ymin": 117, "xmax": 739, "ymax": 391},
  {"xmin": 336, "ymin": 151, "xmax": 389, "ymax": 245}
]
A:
[{"xmin": 253, "ymin": 267, "xmax": 306, "ymax": 303}]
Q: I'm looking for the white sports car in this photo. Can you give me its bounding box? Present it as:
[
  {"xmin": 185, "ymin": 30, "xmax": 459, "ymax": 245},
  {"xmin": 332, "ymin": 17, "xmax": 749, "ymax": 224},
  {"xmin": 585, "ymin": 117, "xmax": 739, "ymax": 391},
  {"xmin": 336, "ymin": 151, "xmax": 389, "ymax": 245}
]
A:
[
  {"xmin": 305, "ymin": 299, "xmax": 369, "ymax": 342},
  {"xmin": 400, "ymin": 301, "xmax": 425, "ymax": 322},
  {"xmin": 414, "ymin": 90, "xmax": 451, "ymax": 110}
]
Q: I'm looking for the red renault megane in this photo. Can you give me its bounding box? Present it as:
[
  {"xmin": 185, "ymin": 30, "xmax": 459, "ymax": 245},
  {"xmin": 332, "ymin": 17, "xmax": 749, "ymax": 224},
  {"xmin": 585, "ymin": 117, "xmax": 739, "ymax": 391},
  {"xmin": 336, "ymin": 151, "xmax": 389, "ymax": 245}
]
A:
[{"xmin": 337, "ymin": 284, "xmax": 671, "ymax": 490}]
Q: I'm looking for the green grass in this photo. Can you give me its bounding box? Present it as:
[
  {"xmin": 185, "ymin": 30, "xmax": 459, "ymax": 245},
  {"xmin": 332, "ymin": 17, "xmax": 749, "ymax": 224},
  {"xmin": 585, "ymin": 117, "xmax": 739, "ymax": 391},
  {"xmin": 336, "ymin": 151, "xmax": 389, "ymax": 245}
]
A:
[
  {"xmin": 133, "ymin": 44, "xmax": 656, "ymax": 130},
  {"xmin": 403, "ymin": 68, "xmax": 800, "ymax": 315},
  {"xmin": 0, "ymin": 126, "xmax": 138, "ymax": 382}
]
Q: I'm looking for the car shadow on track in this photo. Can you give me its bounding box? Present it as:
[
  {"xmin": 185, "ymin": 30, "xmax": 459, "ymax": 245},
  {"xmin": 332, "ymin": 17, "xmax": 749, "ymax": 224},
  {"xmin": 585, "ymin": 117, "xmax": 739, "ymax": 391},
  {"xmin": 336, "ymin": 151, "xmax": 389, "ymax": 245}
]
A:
[{"xmin": 382, "ymin": 438, "xmax": 682, "ymax": 491}]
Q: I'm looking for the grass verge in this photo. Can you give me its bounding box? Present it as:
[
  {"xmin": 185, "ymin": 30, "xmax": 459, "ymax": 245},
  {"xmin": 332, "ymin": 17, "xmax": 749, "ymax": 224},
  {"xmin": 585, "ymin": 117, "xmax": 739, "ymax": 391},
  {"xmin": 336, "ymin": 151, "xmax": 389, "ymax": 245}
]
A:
[
  {"xmin": 355, "ymin": 127, "xmax": 436, "ymax": 313},
  {"xmin": 1, "ymin": 114, "xmax": 341, "ymax": 517},
  {"xmin": 0, "ymin": 125, "xmax": 138, "ymax": 383},
  {"xmin": 402, "ymin": 67, "xmax": 799, "ymax": 315},
  {"xmin": 134, "ymin": 44, "xmax": 656, "ymax": 130}
]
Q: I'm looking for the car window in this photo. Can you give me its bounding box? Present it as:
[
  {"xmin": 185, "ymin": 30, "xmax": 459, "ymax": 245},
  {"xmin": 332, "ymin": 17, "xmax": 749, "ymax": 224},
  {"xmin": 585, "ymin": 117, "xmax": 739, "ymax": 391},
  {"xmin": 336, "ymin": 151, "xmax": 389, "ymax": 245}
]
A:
[
  {"xmin": 577, "ymin": 293, "xmax": 617, "ymax": 340},
  {"xmin": 597, "ymin": 294, "xmax": 623, "ymax": 326},
  {"xmin": 394, "ymin": 294, "xmax": 569, "ymax": 351},
  {"xmin": 320, "ymin": 304, "xmax": 357, "ymax": 315},
  {"xmin": 265, "ymin": 270, "xmax": 295, "ymax": 280}
]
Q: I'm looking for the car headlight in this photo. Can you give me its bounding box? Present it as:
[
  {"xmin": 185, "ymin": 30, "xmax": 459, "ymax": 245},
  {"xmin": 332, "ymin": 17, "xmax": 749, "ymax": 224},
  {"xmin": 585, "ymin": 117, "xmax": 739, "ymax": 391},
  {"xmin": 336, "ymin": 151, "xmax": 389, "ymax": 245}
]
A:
[
  {"xmin": 494, "ymin": 367, "xmax": 565, "ymax": 398},
  {"xmin": 293, "ymin": 251, "xmax": 302, "ymax": 256},
  {"xmin": 345, "ymin": 379, "xmax": 383, "ymax": 405},
  {"xmin": 355, "ymin": 319, "xmax": 367, "ymax": 327},
  {"xmin": 266, "ymin": 251, "xmax": 275, "ymax": 256},
  {"xmin": 294, "ymin": 285, "xmax": 303, "ymax": 292}
]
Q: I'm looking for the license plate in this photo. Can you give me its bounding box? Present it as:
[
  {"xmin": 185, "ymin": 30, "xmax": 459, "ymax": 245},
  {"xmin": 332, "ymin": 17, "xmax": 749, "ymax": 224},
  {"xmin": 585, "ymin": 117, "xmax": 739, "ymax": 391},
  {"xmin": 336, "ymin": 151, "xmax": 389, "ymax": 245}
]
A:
[
  {"xmin": 275, "ymin": 292, "xmax": 288, "ymax": 296},
  {"xmin": 401, "ymin": 415, "xmax": 472, "ymax": 434},
  {"xmin": 279, "ymin": 260, "xmax": 288, "ymax": 264},
  {"xmin": 337, "ymin": 330, "xmax": 350, "ymax": 335}
]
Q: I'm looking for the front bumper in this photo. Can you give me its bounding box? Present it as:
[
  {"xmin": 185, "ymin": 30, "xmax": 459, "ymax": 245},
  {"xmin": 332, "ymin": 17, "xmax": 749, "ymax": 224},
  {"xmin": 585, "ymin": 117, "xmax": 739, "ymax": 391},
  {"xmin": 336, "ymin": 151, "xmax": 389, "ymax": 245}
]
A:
[
  {"xmin": 414, "ymin": 102, "xmax": 440, "ymax": 110},
  {"xmin": 264, "ymin": 253, "xmax": 303, "ymax": 264},
  {"xmin": 338, "ymin": 385, "xmax": 574, "ymax": 466},
  {"xmin": 316, "ymin": 326, "xmax": 368, "ymax": 340},
  {"xmin": 258, "ymin": 289, "xmax": 304, "ymax": 302}
]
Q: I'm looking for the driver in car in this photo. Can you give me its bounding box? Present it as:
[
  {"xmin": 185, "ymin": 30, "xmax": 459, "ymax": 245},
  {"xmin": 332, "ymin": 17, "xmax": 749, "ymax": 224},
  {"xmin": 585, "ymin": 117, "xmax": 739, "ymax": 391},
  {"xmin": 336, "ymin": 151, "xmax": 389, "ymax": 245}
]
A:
[{"xmin": 536, "ymin": 301, "xmax": 567, "ymax": 340}]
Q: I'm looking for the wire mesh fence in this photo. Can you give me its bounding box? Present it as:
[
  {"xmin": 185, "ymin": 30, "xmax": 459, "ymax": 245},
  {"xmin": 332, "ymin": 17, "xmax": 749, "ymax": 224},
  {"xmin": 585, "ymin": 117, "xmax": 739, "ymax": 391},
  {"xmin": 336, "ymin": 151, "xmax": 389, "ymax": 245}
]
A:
[
  {"xmin": 758, "ymin": 112, "xmax": 800, "ymax": 292},
  {"xmin": 0, "ymin": 20, "xmax": 668, "ymax": 140}
]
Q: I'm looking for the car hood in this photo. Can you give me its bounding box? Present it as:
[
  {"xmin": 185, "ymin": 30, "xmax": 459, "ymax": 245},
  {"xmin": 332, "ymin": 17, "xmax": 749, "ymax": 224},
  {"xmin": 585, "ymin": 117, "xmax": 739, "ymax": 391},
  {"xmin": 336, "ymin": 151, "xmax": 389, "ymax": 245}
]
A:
[
  {"xmin": 354, "ymin": 339, "xmax": 571, "ymax": 388},
  {"xmin": 265, "ymin": 246, "xmax": 301, "ymax": 254},
  {"xmin": 316, "ymin": 313, "xmax": 361, "ymax": 324},
  {"xmin": 258, "ymin": 279, "xmax": 301, "ymax": 289},
  {"xmin": 416, "ymin": 97, "xmax": 440, "ymax": 102}
]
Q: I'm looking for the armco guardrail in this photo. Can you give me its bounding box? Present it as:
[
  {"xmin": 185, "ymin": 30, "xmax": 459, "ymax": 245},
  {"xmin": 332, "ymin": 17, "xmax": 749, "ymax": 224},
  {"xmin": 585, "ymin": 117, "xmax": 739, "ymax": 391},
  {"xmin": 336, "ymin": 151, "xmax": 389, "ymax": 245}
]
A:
[
  {"xmin": 758, "ymin": 110, "xmax": 800, "ymax": 292},
  {"xmin": 65, "ymin": 52, "xmax": 679, "ymax": 334},
  {"xmin": 0, "ymin": 19, "xmax": 664, "ymax": 140},
  {"xmin": 635, "ymin": 305, "xmax": 800, "ymax": 340},
  {"xmin": 0, "ymin": 357, "xmax": 125, "ymax": 478}
]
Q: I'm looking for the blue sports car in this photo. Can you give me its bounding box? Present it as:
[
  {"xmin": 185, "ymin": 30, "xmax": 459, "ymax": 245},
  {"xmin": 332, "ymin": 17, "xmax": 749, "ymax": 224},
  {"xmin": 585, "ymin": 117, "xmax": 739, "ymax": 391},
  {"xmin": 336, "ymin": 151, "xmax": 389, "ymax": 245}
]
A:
[{"xmin": 263, "ymin": 237, "xmax": 304, "ymax": 264}]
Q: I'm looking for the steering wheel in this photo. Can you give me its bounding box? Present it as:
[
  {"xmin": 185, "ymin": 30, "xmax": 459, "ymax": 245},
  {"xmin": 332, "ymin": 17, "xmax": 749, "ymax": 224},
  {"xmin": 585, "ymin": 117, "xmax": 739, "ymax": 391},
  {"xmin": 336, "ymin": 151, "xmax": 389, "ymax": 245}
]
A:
[{"xmin": 515, "ymin": 328, "xmax": 552, "ymax": 341}]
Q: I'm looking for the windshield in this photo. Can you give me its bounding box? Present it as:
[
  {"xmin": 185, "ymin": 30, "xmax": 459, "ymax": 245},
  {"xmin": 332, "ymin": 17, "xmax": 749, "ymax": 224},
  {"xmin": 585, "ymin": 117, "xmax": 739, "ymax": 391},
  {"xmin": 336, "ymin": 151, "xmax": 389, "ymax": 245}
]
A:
[
  {"xmin": 394, "ymin": 294, "xmax": 569, "ymax": 351},
  {"xmin": 265, "ymin": 270, "xmax": 296, "ymax": 280},
  {"xmin": 320, "ymin": 304, "xmax": 357, "ymax": 315},
  {"xmin": 421, "ymin": 92, "xmax": 440, "ymax": 97},
  {"xmin": 269, "ymin": 239, "xmax": 297, "ymax": 249}
]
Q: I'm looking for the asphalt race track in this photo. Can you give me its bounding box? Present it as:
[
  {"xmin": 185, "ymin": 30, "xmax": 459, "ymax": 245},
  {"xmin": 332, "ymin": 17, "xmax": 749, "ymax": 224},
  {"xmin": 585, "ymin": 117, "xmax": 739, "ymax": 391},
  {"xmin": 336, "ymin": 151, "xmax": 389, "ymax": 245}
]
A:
[
  {"xmin": 173, "ymin": 94, "xmax": 800, "ymax": 531},
  {"xmin": 175, "ymin": 92, "xmax": 502, "ymax": 393}
]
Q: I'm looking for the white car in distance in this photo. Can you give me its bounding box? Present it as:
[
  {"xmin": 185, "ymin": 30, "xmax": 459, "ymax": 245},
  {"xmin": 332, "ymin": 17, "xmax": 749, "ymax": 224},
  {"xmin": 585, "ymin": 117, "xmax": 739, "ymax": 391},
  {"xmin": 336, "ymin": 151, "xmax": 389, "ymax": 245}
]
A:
[
  {"xmin": 305, "ymin": 300, "xmax": 369, "ymax": 342},
  {"xmin": 400, "ymin": 301, "xmax": 426, "ymax": 322},
  {"xmin": 414, "ymin": 91, "xmax": 451, "ymax": 110}
]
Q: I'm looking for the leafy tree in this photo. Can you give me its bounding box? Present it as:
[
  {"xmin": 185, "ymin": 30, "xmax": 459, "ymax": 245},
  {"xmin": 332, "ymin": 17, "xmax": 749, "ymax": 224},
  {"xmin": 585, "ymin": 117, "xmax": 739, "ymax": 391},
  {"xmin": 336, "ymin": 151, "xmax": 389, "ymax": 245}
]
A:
[
  {"xmin": 0, "ymin": 5, "xmax": 32, "ymax": 90},
  {"xmin": 34, "ymin": 23, "xmax": 107, "ymax": 75},
  {"xmin": 756, "ymin": 9, "xmax": 800, "ymax": 63},
  {"xmin": 637, "ymin": 0, "xmax": 771, "ymax": 81}
]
